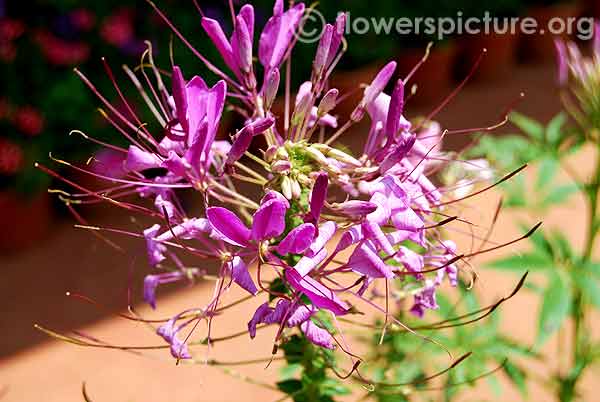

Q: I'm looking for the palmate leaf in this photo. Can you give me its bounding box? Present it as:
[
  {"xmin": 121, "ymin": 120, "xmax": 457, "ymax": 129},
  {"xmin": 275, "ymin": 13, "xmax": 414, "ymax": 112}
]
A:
[
  {"xmin": 584, "ymin": 261, "xmax": 600, "ymax": 277},
  {"xmin": 487, "ymin": 253, "xmax": 553, "ymax": 272},
  {"xmin": 524, "ymin": 224, "xmax": 554, "ymax": 257},
  {"xmin": 542, "ymin": 183, "xmax": 579, "ymax": 207},
  {"xmin": 503, "ymin": 360, "xmax": 528, "ymax": 397},
  {"xmin": 510, "ymin": 112, "xmax": 545, "ymax": 141},
  {"xmin": 537, "ymin": 271, "xmax": 572, "ymax": 347},
  {"xmin": 546, "ymin": 113, "xmax": 568, "ymax": 146},
  {"xmin": 536, "ymin": 157, "xmax": 559, "ymax": 191},
  {"xmin": 573, "ymin": 273, "xmax": 600, "ymax": 310}
]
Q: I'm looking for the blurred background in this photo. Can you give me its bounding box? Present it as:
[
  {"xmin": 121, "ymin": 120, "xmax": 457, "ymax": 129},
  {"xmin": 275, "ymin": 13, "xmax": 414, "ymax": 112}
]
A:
[{"xmin": 1, "ymin": 0, "xmax": 599, "ymax": 401}]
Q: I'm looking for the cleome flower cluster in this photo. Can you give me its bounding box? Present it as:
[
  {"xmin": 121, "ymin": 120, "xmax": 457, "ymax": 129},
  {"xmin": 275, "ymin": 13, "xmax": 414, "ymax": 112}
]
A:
[
  {"xmin": 556, "ymin": 22, "xmax": 600, "ymax": 138},
  {"xmin": 40, "ymin": 0, "xmax": 511, "ymax": 365}
]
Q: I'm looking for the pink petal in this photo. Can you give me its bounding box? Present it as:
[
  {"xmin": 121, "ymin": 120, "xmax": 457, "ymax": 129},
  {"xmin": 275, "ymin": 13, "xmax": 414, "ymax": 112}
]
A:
[
  {"xmin": 306, "ymin": 221, "xmax": 336, "ymax": 257},
  {"xmin": 348, "ymin": 243, "xmax": 395, "ymax": 279},
  {"xmin": 391, "ymin": 208, "xmax": 424, "ymax": 232},
  {"xmin": 247, "ymin": 303, "xmax": 271, "ymax": 338},
  {"xmin": 201, "ymin": 18, "xmax": 238, "ymax": 74},
  {"xmin": 206, "ymin": 207, "xmax": 251, "ymax": 247},
  {"xmin": 251, "ymin": 198, "xmax": 287, "ymax": 241},
  {"xmin": 308, "ymin": 172, "xmax": 328, "ymax": 223},
  {"xmin": 334, "ymin": 225, "xmax": 363, "ymax": 253},
  {"xmin": 300, "ymin": 320, "xmax": 335, "ymax": 349},
  {"xmin": 172, "ymin": 66, "xmax": 189, "ymax": 134},
  {"xmin": 232, "ymin": 15, "xmax": 253, "ymax": 73},
  {"xmin": 277, "ymin": 223, "xmax": 316, "ymax": 255},
  {"xmin": 259, "ymin": 3, "xmax": 305, "ymax": 71},
  {"xmin": 295, "ymin": 248, "xmax": 328, "ymax": 277},
  {"xmin": 385, "ymin": 79, "xmax": 405, "ymax": 137},
  {"xmin": 361, "ymin": 61, "xmax": 397, "ymax": 108},
  {"xmin": 239, "ymin": 5, "xmax": 255, "ymax": 40},
  {"xmin": 286, "ymin": 304, "xmax": 315, "ymax": 327},
  {"xmin": 229, "ymin": 256, "xmax": 257, "ymax": 295},
  {"xmin": 124, "ymin": 145, "xmax": 161, "ymax": 172},
  {"xmin": 285, "ymin": 268, "xmax": 349, "ymax": 316}
]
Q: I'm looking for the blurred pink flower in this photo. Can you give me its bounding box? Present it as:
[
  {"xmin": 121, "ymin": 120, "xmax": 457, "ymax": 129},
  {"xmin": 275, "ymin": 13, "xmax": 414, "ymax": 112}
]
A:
[
  {"xmin": 70, "ymin": 8, "xmax": 96, "ymax": 32},
  {"xmin": 100, "ymin": 10, "xmax": 134, "ymax": 47}
]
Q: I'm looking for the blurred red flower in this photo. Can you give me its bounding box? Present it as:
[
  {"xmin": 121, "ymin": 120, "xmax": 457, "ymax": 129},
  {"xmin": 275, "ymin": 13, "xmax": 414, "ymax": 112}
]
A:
[
  {"xmin": 34, "ymin": 30, "xmax": 90, "ymax": 66},
  {"xmin": 0, "ymin": 138, "xmax": 24, "ymax": 175},
  {"xmin": 14, "ymin": 106, "xmax": 44, "ymax": 136},
  {"xmin": 0, "ymin": 18, "xmax": 25, "ymax": 41}
]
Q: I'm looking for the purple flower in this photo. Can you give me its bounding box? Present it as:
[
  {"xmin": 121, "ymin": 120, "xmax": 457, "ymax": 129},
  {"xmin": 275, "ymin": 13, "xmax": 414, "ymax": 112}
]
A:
[
  {"xmin": 157, "ymin": 318, "xmax": 192, "ymax": 359},
  {"xmin": 410, "ymin": 280, "xmax": 439, "ymax": 318},
  {"xmin": 144, "ymin": 224, "xmax": 166, "ymax": 266},
  {"xmin": 144, "ymin": 271, "xmax": 188, "ymax": 309}
]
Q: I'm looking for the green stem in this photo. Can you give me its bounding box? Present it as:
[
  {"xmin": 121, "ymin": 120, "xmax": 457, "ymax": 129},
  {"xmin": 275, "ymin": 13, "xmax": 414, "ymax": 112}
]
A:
[{"xmin": 559, "ymin": 145, "xmax": 600, "ymax": 402}]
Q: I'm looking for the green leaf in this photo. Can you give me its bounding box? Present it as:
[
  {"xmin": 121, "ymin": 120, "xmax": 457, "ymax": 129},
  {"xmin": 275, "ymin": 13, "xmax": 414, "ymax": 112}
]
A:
[
  {"xmin": 320, "ymin": 379, "xmax": 351, "ymax": 397},
  {"xmin": 542, "ymin": 183, "xmax": 578, "ymax": 206},
  {"xmin": 536, "ymin": 157, "xmax": 559, "ymax": 191},
  {"xmin": 524, "ymin": 225, "xmax": 554, "ymax": 257},
  {"xmin": 277, "ymin": 379, "xmax": 303, "ymax": 394},
  {"xmin": 537, "ymin": 272, "xmax": 572, "ymax": 346},
  {"xmin": 583, "ymin": 261, "xmax": 600, "ymax": 277},
  {"xmin": 573, "ymin": 274, "xmax": 600, "ymax": 310},
  {"xmin": 510, "ymin": 112, "xmax": 545, "ymax": 141},
  {"xmin": 280, "ymin": 363, "xmax": 303, "ymax": 381},
  {"xmin": 487, "ymin": 253, "xmax": 553, "ymax": 272},
  {"xmin": 546, "ymin": 113, "xmax": 567, "ymax": 145},
  {"xmin": 503, "ymin": 360, "xmax": 528, "ymax": 396}
]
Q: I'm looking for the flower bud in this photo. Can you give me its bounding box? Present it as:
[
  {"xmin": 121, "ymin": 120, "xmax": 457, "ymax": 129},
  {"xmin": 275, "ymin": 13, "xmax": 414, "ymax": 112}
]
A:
[
  {"xmin": 329, "ymin": 200, "xmax": 378, "ymax": 218},
  {"xmin": 234, "ymin": 16, "xmax": 253, "ymax": 74},
  {"xmin": 281, "ymin": 176, "xmax": 293, "ymax": 200},
  {"xmin": 305, "ymin": 146, "xmax": 329, "ymax": 166},
  {"xmin": 313, "ymin": 24, "xmax": 333, "ymax": 75},
  {"xmin": 326, "ymin": 13, "xmax": 347, "ymax": 67},
  {"xmin": 327, "ymin": 148, "xmax": 362, "ymax": 167},
  {"xmin": 317, "ymin": 89, "xmax": 338, "ymax": 116},
  {"xmin": 276, "ymin": 146, "xmax": 289, "ymax": 160},
  {"xmin": 291, "ymin": 179, "xmax": 302, "ymax": 199},
  {"xmin": 361, "ymin": 61, "xmax": 397, "ymax": 108},
  {"xmin": 264, "ymin": 145, "xmax": 278, "ymax": 162},
  {"xmin": 249, "ymin": 116, "xmax": 275, "ymax": 134},
  {"xmin": 271, "ymin": 160, "xmax": 291, "ymax": 174},
  {"xmin": 263, "ymin": 68, "xmax": 280, "ymax": 110},
  {"xmin": 385, "ymin": 79, "xmax": 405, "ymax": 137}
]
